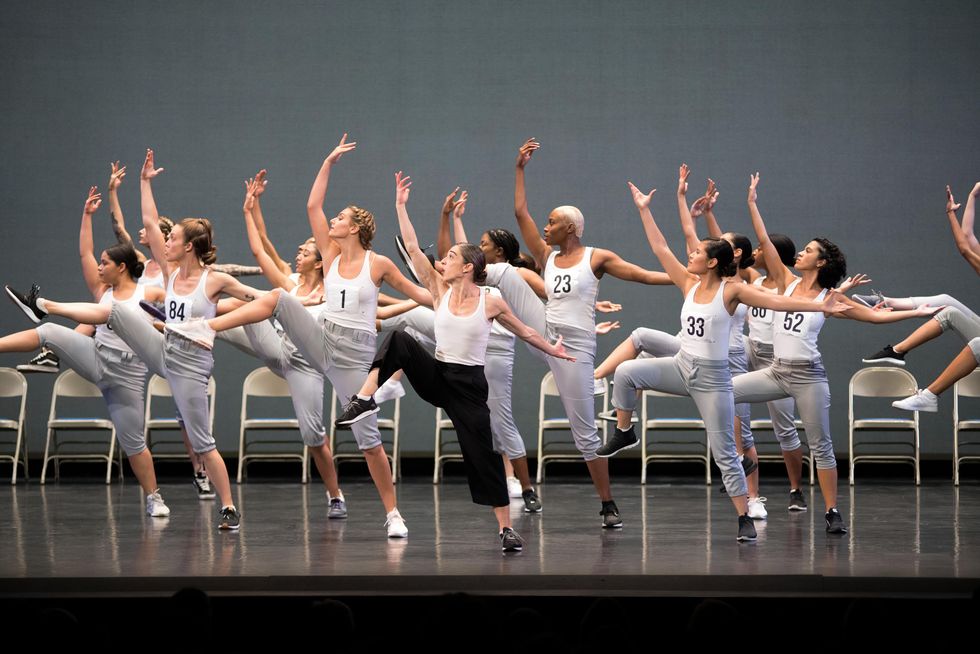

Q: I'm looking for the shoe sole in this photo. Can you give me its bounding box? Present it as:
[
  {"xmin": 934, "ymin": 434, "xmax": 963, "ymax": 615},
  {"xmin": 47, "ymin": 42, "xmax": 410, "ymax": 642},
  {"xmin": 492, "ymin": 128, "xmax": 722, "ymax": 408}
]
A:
[
  {"xmin": 826, "ymin": 527, "xmax": 847, "ymax": 534},
  {"xmin": 748, "ymin": 514, "xmax": 768, "ymax": 521},
  {"xmin": 394, "ymin": 236, "xmax": 423, "ymax": 285},
  {"xmin": 148, "ymin": 511, "xmax": 171, "ymax": 518},
  {"xmin": 892, "ymin": 401, "xmax": 937, "ymax": 412},
  {"xmin": 387, "ymin": 532, "xmax": 408, "ymax": 539},
  {"xmin": 523, "ymin": 506, "xmax": 542, "ymax": 513},
  {"xmin": 602, "ymin": 522, "xmax": 624, "ymax": 529},
  {"xmin": 336, "ymin": 406, "xmax": 381, "ymax": 426},
  {"xmin": 788, "ymin": 505, "xmax": 808, "ymax": 512},
  {"xmin": 197, "ymin": 493, "xmax": 216, "ymax": 500},
  {"xmin": 737, "ymin": 534, "xmax": 758, "ymax": 542},
  {"xmin": 218, "ymin": 523, "xmax": 240, "ymax": 530},
  {"xmin": 501, "ymin": 544, "xmax": 524, "ymax": 552},
  {"xmin": 861, "ymin": 357, "xmax": 905, "ymax": 366},
  {"xmin": 327, "ymin": 513, "xmax": 349, "ymax": 520},
  {"xmin": 595, "ymin": 439, "xmax": 640, "ymax": 458},
  {"xmin": 16, "ymin": 365, "xmax": 59, "ymax": 373},
  {"xmin": 5, "ymin": 287, "xmax": 41, "ymax": 324}
]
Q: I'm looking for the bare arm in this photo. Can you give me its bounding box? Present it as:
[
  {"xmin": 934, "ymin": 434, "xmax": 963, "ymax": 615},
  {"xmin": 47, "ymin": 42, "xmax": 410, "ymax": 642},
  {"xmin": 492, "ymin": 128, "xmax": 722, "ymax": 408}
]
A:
[
  {"xmin": 451, "ymin": 190, "xmax": 469, "ymax": 245},
  {"xmin": 676, "ymin": 164, "xmax": 700, "ymax": 254},
  {"xmin": 516, "ymin": 266, "xmax": 547, "ymax": 299},
  {"xmin": 746, "ymin": 172, "xmax": 790, "ymax": 290},
  {"xmin": 487, "ymin": 295, "xmax": 575, "ymax": 361},
  {"xmin": 105, "ymin": 161, "xmax": 138, "ymax": 250},
  {"xmin": 514, "ymin": 139, "xmax": 551, "ymax": 269},
  {"xmin": 139, "ymin": 149, "xmax": 170, "ymax": 278},
  {"xmin": 79, "ymin": 187, "xmax": 106, "ymax": 299},
  {"xmin": 627, "ymin": 181, "xmax": 698, "ymax": 293},
  {"xmin": 960, "ymin": 182, "xmax": 980, "ymax": 252},
  {"xmin": 249, "ymin": 169, "xmax": 292, "ymax": 277},
  {"xmin": 376, "ymin": 299, "xmax": 419, "ymax": 321},
  {"xmin": 307, "ymin": 134, "xmax": 354, "ymax": 263},
  {"xmin": 945, "ymin": 186, "xmax": 980, "ymax": 274},
  {"xmin": 731, "ymin": 283, "xmax": 849, "ymax": 315},
  {"xmin": 593, "ymin": 248, "xmax": 674, "ymax": 285},
  {"xmin": 378, "ymin": 256, "xmax": 435, "ymax": 307},
  {"xmin": 437, "ymin": 187, "xmax": 460, "ymax": 258},
  {"xmin": 393, "ymin": 171, "xmax": 442, "ymax": 305},
  {"xmin": 208, "ymin": 271, "xmax": 267, "ymax": 303},
  {"xmin": 243, "ymin": 179, "xmax": 293, "ymax": 290},
  {"xmin": 834, "ymin": 295, "xmax": 943, "ymax": 323},
  {"xmin": 702, "ymin": 178, "xmax": 723, "ymax": 238}
]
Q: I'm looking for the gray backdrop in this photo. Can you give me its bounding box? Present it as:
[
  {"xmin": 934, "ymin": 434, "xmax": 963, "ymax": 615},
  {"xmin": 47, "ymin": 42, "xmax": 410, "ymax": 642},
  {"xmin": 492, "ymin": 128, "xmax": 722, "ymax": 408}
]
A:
[{"xmin": 2, "ymin": 1, "xmax": 978, "ymax": 469}]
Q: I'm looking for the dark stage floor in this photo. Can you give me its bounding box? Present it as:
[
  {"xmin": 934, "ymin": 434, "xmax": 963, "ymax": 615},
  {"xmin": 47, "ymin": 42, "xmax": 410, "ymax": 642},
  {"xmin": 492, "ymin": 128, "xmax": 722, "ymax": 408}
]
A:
[{"xmin": 1, "ymin": 478, "xmax": 978, "ymax": 598}]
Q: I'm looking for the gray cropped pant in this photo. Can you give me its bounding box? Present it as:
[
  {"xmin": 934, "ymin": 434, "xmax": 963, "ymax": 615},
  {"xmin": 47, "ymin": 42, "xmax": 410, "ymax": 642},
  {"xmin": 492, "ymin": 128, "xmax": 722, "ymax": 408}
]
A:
[{"xmin": 747, "ymin": 340, "xmax": 801, "ymax": 452}]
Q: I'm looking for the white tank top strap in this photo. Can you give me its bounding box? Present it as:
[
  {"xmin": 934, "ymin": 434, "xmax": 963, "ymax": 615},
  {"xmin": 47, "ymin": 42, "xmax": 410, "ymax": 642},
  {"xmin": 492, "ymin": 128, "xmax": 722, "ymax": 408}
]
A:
[
  {"xmin": 96, "ymin": 284, "xmax": 149, "ymax": 353},
  {"xmin": 164, "ymin": 267, "xmax": 217, "ymax": 323},
  {"xmin": 679, "ymin": 280, "xmax": 732, "ymax": 360},
  {"xmin": 137, "ymin": 269, "xmax": 164, "ymax": 289},
  {"xmin": 434, "ymin": 287, "xmax": 491, "ymax": 366},
  {"xmin": 544, "ymin": 246, "xmax": 599, "ymax": 332},
  {"xmin": 772, "ymin": 278, "xmax": 827, "ymax": 361},
  {"xmin": 320, "ymin": 251, "xmax": 379, "ymax": 332}
]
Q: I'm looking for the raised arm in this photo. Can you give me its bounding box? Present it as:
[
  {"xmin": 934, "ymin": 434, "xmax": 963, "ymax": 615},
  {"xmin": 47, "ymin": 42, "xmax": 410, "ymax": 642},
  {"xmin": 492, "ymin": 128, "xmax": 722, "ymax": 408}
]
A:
[
  {"xmin": 960, "ymin": 182, "xmax": 980, "ymax": 252},
  {"xmin": 676, "ymin": 164, "xmax": 700, "ymax": 254},
  {"xmin": 746, "ymin": 172, "xmax": 790, "ymax": 290},
  {"xmin": 487, "ymin": 294, "xmax": 575, "ymax": 361},
  {"xmin": 105, "ymin": 161, "xmax": 139, "ymax": 251},
  {"xmin": 393, "ymin": 171, "xmax": 444, "ymax": 303},
  {"xmin": 249, "ymin": 169, "xmax": 292, "ymax": 277},
  {"xmin": 701, "ymin": 179, "xmax": 723, "ymax": 238},
  {"xmin": 593, "ymin": 248, "xmax": 673, "ymax": 286},
  {"xmin": 243, "ymin": 179, "xmax": 293, "ymax": 290},
  {"xmin": 451, "ymin": 190, "xmax": 469, "ymax": 244},
  {"xmin": 945, "ymin": 185, "xmax": 980, "ymax": 275},
  {"xmin": 437, "ymin": 187, "xmax": 460, "ymax": 258},
  {"xmin": 628, "ymin": 181, "xmax": 697, "ymax": 292},
  {"xmin": 140, "ymin": 149, "xmax": 169, "ymax": 277},
  {"xmin": 514, "ymin": 138, "xmax": 551, "ymax": 269},
  {"xmin": 307, "ymin": 134, "xmax": 354, "ymax": 262},
  {"xmin": 79, "ymin": 186, "xmax": 106, "ymax": 299}
]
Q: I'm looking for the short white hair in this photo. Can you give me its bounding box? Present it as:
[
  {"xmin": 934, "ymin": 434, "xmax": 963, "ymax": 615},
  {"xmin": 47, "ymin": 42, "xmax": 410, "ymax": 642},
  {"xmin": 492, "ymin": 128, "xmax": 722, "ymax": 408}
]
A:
[{"xmin": 553, "ymin": 205, "xmax": 585, "ymax": 238}]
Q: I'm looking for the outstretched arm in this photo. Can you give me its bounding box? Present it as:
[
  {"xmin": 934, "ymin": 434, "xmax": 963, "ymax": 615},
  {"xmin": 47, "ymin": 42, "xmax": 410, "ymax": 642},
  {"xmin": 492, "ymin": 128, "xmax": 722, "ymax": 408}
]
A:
[
  {"xmin": 249, "ymin": 169, "xmax": 293, "ymax": 277},
  {"xmin": 514, "ymin": 138, "xmax": 551, "ymax": 269},
  {"xmin": 140, "ymin": 149, "xmax": 170, "ymax": 278},
  {"xmin": 79, "ymin": 186, "xmax": 106, "ymax": 299},
  {"xmin": 307, "ymin": 134, "xmax": 353, "ymax": 263},
  {"xmin": 488, "ymin": 295, "xmax": 575, "ymax": 361},
  {"xmin": 746, "ymin": 172, "xmax": 790, "ymax": 290},
  {"xmin": 593, "ymin": 248, "xmax": 673, "ymax": 285},
  {"xmin": 627, "ymin": 181, "xmax": 697, "ymax": 293},
  {"xmin": 834, "ymin": 294, "xmax": 943, "ymax": 324},
  {"xmin": 945, "ymin": 185, "xmax": 980, "ymax": 275}
]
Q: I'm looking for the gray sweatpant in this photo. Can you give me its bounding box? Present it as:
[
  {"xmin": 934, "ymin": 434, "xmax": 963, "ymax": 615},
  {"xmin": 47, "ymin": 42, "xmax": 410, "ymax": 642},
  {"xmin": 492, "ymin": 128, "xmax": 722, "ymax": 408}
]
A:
[
  {"xmin": 612, "ymin": 349, "xmax": 747, "ymax": 497},
  {"xmin": 484, "ymin": 263, "xmax": 601, "ymax": 460},
  {"xmin": 733, "ymin": 358, "xmax": 836, "ymax": 470},
  {"xmin": 217, "ymin": 323, "xmax": 327, "ymax": 447},
  {"xmin": 36, "ymin": 323, "xmax": 149, "ymax": 456},
  {"xmin": 107, "ymin": 304, "xmax": 217, "ymax": 454},
  {"xmin": 272, "ymin": 292, "xmax": 382, "ymax": 450},
  {"xmin": 935, "ymin": 306, "xmax": 980, "ymax": 343},
  {"xmin": 747, "ymin": 340, "xmax": 801, "ymax": 451},
  {"xmin": 380, "ymin": 306, "xmax": 437, "ymax": 352},
  {"xmin": 971, "ymin": 337, "xmax": 980, "ymax": 364}
]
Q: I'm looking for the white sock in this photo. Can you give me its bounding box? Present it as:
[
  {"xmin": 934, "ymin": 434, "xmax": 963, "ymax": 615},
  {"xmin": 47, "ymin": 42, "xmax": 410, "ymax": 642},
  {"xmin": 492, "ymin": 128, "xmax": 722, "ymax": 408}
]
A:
[
  {"xmin": 356, "ymin": 393, "xmax": 373, "ymax": 402},
  {"xmin": 921, "ymin": 389, "xmax": 938, "ymax": 400},
  {"xmin": 35, "ymin": 297, "xmax": 49, "ymax": 314}
]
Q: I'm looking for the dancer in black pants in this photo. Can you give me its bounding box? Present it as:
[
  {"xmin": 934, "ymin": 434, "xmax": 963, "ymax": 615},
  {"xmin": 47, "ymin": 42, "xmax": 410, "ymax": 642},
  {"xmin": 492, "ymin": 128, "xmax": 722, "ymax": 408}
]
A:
[{"xmin": 336, "ymin": 171, "xmax": 574, "ymax": 552}]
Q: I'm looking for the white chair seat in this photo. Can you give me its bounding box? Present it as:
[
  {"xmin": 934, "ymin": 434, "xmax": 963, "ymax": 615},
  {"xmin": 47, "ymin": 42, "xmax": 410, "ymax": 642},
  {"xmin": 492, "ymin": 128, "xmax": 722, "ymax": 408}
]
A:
[
  {"xmin": 852, "ymin": 418, "xmax": 916, "ymax": 429},
  {"xmin": 48, "ymin": 418, "xmax": 115, "ymax": 429}
]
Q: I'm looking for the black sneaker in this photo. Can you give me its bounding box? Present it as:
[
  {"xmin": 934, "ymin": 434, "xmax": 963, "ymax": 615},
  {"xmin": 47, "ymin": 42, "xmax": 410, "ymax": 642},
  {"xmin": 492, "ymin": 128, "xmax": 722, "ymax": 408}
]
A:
[
  {"xmin": 500, "ymin": 527, "xmax": 525, "ymax": 552},
  {"xmin": 595, "ymin": 426, "xmax": 639, "ymax": 458},
  {"xmin": 825, "ymin": 507, "xmax": 847, "ymax": 534},
  {"xmin": 17, "ymin": 348, "xmax": 60, "ymax": 373},
  {"xmin": 522, "ymin": 488, "xmax": 542, "ymax": 513},
  {"xmin": 600, "ymin": 500, "xmax": 623, "ymax": 529},
  {"xmin": 394, "ymin": 235, "xmax": 436, "ymax": 285},
  {"xmin": 852, "ymin": 291, "xmax": 884, "ymax": 308},
  {"xmin": 742, "ymin": 455, "xmax": 758, "ymax": 477},
  {"xmin": 737, "ymin": 514, "xmax": 758, "ymax": 542},
  {"xmin": 788, "ymin": 489, "xmax": 808, "ymax": 512},
  {"xmin": 218, "ymin": 506, "xmax": 241, "ymax": 530},
  {"xmin": 334, "ymin": 395, "xmax": 379, "ymax": 426},
  {"xmin": 862, "ymin": 344, "xmax": 905, "ymax": 366},
  {"xmin": 193, "ymin": 471, "xmax": 216, "ymax": 500},
  {"xmin": 139, "ymin": 300, "xmax": 166, "ymax": 322},
  {"xmin": 5, "ymin": 284, "xmax": 46, "ymax": 324}
]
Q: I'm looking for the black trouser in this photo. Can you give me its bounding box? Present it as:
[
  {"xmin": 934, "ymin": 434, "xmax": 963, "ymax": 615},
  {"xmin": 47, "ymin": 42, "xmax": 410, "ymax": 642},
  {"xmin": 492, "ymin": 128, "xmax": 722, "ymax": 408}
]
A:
[{"xmin": 374, "ymin": 331, "xmax": 508, "ymax": 507}]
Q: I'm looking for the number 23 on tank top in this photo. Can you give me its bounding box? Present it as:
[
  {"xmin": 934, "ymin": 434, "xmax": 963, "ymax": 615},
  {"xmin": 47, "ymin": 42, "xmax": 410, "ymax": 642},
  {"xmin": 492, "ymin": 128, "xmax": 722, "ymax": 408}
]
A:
[
  {"xmin": 550, "ymin": 272, "xmax": 575, "ymax": 297},
  {"xmin": 327, "ymin": 284, "xmax": 359, "ymax": 312}
]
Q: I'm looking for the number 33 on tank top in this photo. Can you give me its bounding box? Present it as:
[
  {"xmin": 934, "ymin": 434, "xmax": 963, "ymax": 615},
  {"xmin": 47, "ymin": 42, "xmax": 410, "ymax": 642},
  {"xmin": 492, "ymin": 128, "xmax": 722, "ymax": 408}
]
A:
[
  {"xmin": 327, "ymin": 284, "xmax": 359, "ymax": 312},
  {"xmin": 550, "ymin": 272, "xmax": 574, "ymax": 297},
  {"xmin": 684, "ymin": 314, "xmax": 715, "ymax": 341}
]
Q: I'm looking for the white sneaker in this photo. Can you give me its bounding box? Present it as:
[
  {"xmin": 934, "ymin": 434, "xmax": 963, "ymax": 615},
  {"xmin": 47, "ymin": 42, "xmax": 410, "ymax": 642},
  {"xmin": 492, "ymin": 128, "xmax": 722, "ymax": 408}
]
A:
[
  {"xmin": 146, "ymin": 491, "xmax": 171, "ymax": 517},
  {"xmin": 747, "ymin": 496, "xmax": 768, "ymax": 520},
  {"xmin": 165, "ymin": 318, "xmax": 216, "ymax": 350},
  {"xmin": 892, "ymin": 389, "xmax": 938, "ymax": 413},
  {"xmin": 506, "ymin": 476, "xmax": 523, "ymax": 499},
  {"xmin": 593, "ymin": 378, "xmax": 606, "ymax": 396},
  {"xmin": 375, "ymin": 378, "xmax": 406, "ymax": 404},
  {"xmin": 385, "ymin": 509, "xmax": 408, "ymax": 538}
]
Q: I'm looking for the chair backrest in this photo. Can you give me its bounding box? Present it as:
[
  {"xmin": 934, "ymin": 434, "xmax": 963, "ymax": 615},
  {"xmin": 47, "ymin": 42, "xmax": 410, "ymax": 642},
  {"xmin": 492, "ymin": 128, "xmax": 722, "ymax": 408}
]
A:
[
  {"xmin": 540, "ymin": 371, "xmax": 560, "ymax": 397},
  {"xmin": 955, "ymin": 369, "xmax": 980, "ymax": 399},
  {"xmin": 849, "ymin": 367, "xmax": 918, "ymax": 399},
  {"xmin": 52, "ymin": 369, "xmax": 103, "ymax": 398},
  {"xmin": 0, "ymin": 367, "xmax": 27, "ymax": 398},
  {"xmin": 242, "ymin": 367, "xmax": 291, "ymax": 398},
  {"xmin": 147, "ymin": 374, "xmax": 216, "ymax": 398}
]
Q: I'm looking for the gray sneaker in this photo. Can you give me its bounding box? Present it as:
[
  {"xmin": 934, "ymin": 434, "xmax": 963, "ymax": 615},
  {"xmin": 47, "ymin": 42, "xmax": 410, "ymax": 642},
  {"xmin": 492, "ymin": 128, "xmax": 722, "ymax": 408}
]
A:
[
  {"xmin": 327, "ymin": 494, "xmax": 348, "ymax": 519},
  {"xmin": 600, "ymin": 500, "xmax": 623, "ymax": 529}
]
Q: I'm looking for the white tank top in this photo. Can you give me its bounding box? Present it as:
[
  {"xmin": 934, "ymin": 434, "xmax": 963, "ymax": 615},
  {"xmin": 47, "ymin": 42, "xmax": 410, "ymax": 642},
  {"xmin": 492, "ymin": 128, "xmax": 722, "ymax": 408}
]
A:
[
  {"xmin": 746, "ymin": 276, "xmax": 776, "ymax": 345},
  {"xmin": 544, "ymin": 247, "xmax": 599, "ymax": 332},
  {"xmin": 289, "ymin": 282, "xmax": 325, "ymax": 318},
  {"xmin": 95, "ymin": 284, "xmax": 150, "ymax": 353},
  {"xmin": 434, "ymin": 287, "xmax": 491, "ymax": 366},
  {"xmin": 164, "ymin": 268, "xmax": 217, "ymax": 323},
  {"xmin": 729, "ymin": 298, "xmax": 748, "ymax": 352},
  {"xmin": 772, "ymin": 278, "xmax": 827, "ymax": 361},
  {"xmin": 138, "ymin": 269, "xmax": 164, "ymax": 289},
  {"xmin": 486, "ymin": 287, "xmax": 515, "ymax": 343},
  {"xmin": 679, "ymin": 281, "xmax": 732, "ymax": 360},
  {"xmin": 321, "ymin": 253, "xmax": 378, "ymax": 332}
]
